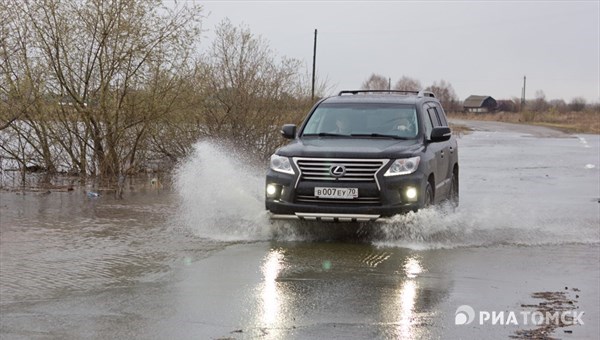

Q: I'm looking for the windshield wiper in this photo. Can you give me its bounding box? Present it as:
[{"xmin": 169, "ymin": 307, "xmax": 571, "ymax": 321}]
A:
[
  {"xmin": 303, "ymin": 132, "xmax": 348, "ymax": 137},
  {"xmin": 350, "ymin": 133, "xmax": 409, "ymax": 139}
]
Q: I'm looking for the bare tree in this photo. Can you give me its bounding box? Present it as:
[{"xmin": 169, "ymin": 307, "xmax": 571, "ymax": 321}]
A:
[
  {"xmin": 530, "ymin": 90, "xmax": 549, "ymax": 112},
  {"xmin": 393, "ymin": 76, "xmax": 422, "ymax": 91},
  {"xmin": 549, "ymin": 99, "xmax": 568, "ymax": 114},
  {"xmin": 361, "ymin": 73, "xmax": 389, "ymax": 90},
  {"xmin": 0, "ymin": 1, "xmax": 59, "ymax": 174},
  {"xmin": 1, "ymin": 1, "xmax": 326, "ymax": 180},
  {"xmin": 195, "ymin": 20, "xmax": 312, "ymax": 160},
  {"xmin": 1, "ymin": 0, "xmax": 204, "ymax": 177},
  {"xmin": 569, "ymin": 97, "xmax": 587, "ymax": 112},
  {"xmin": 425, "ymin": 80, "xmax": 460, "ymax": 112},
  {"xmin": 0, "ymin": 1, "xmax": 29, "ymax": 131}
]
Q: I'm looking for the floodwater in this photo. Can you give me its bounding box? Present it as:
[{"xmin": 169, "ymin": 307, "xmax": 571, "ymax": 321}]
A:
[{"xmin": 1, "ymin": 121, "xmax": 599, "ymax": 339}]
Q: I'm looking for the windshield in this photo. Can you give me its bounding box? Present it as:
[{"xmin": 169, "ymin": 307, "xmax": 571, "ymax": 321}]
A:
[{"xmin": 301, "ymin": 103, "xmax": 418, "ymax": 139}]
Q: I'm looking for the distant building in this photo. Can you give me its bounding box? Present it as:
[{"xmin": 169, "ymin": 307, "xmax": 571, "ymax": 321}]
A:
[
  {"xmin": 463, "ymin": 95, "xmax": 497, "ymax": 113},
  {"xmin": 496, "ymin": 99, "xmax": 517, "ymax": 112}
]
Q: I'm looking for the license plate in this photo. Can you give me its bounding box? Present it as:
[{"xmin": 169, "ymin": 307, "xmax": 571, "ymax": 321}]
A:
[{"xmin": 314, "ymin": 187, "xmax": 358, "ymax": 199}]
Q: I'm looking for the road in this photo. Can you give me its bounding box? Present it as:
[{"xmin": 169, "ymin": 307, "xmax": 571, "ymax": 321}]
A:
[{"xmin": 1, "ymin": 120, "xmax": 599, "ymax": 339}]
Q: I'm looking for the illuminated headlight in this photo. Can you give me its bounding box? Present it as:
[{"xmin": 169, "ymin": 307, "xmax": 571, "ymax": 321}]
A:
[
  {"xmin": 266, "ymin": 184, "xmax": 277, "ymax": 196},
  {"xmin": 405, "ymin": 187, "xmax": 418, "ymax": 201},
  {"xmin": 384, "ymin": 156, "xmax": 421, "ymax": 176},
  {"xmin": 270, "ymin": 154, "xmax": 295, "ymax": 175},
  {"xmin": 266, "ymin": 183, "xmax": 282, "ymax": 199}
]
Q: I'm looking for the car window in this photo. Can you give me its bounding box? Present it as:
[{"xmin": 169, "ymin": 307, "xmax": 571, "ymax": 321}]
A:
[
  {"xmin": 434, "ymin": 103, "xmax": 448, "ymax": 126},
  {"xmin": 422, "ymin": 106, "xmax": 434, "ymax": 137},
  {"xmin": 427, "ymin": 106, "xmax": 441, "ymax": 127},
  {"xmin": 302, "ymin": 103, "xmax": 419, "ymax": 138}
]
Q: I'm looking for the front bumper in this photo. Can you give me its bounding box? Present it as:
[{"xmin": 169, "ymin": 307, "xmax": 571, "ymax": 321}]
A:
[
  {"xmin": 265, "ymin": 168, "xmax": 427, "ymax": 220},
  {"xmin": 269, "ymin": 212, "xmax": 390, "ymax": 223}
]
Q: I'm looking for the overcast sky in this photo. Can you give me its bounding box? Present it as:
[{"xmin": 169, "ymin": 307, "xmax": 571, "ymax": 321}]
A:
[{"xmin": 197, "ymin": 1, "xmax": 599, "ymax": 103}]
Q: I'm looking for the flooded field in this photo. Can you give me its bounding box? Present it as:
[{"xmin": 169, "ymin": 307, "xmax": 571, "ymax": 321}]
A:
[{"xmin": 1, "ymin": 121, "xmax": 599, "ymax": 339}]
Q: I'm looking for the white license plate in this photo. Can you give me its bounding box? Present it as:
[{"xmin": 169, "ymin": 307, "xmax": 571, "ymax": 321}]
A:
[{"xmin": 314, "ymin": 187, "xmax": 358, "ymax": 199}]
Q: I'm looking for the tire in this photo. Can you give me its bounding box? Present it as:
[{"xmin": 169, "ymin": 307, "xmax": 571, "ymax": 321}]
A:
[
  {"xmin": 422, "ymin": 182, "xmax": 433, "ymax": 208},
  {"xmin": 448, "ymin": 172, "xmax": 459, "ymax": 208}
]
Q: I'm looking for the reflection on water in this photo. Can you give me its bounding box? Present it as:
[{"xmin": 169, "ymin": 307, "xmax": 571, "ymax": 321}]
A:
[
  {"xmin": 252, "ymin": 243, "xmax": 448, "ymax": 339},
  {"xmin": 395, "ymin": 256, "xmax": 425, "ymax": 338},
  {"xmin": 404, "ymin": 256, "xmax": 423, "ymax": 278},
  {"xmin": 260, "ymin": 249, "xmax": 284, "ymax": 327},
  {"xmin": 0, "ymin": 189, "xmax": 220, "ymax": 305},
  {"xmin": 397, "ymin": 280, "xmax": 418, "ymax": 338}
]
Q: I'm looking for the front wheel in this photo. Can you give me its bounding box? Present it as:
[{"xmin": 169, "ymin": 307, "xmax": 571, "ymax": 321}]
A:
[
  {"xmin": 448, "ymin": 172, "xmax": 459, "ymax": 208},
  {"xmin": 422, "ymin": 182, "xmax": 433, "ymax": 208}
]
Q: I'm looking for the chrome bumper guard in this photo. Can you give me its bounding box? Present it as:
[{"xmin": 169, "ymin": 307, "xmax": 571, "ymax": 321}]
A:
[{"xmin": 269, "ymin": 212, "xmax": 389, "ymax": 223}]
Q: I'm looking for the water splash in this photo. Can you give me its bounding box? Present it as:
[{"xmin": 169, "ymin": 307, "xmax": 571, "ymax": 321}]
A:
[
  {"xmin": 371, "ymin": 203, "xmax": 599, "ymax": 250},
  {"xmin": 174, "ymin": 141, "xmax": 271, "ymax": 241},
  {"xmin": 173, "ymin": 141, "xmax": 599, "ymax": 249}
]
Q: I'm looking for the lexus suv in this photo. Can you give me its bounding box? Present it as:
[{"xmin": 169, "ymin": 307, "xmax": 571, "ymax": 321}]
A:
[{"xmin": 265, "ymin": 90, "xmax": 458, "ymax": 222}]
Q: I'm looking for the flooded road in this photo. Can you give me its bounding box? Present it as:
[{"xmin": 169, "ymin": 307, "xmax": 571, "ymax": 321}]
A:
[{"xmin": 1, "ymin": 121, "xmax": 599, "ymax": 339}]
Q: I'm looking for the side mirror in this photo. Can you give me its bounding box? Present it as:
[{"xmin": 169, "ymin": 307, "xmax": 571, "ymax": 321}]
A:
[
  {"xmin": 430, "ymin": 127, "xmax": 452, "ymax": 142},
  {"xmin": 281, "ymin": 124, "xmax": 296, "ymax": 139}
]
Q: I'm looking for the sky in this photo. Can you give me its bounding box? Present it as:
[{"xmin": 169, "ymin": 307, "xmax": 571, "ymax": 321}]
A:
[{"xmin": 194, "ymin": 1, "xmax": 599, "ymax": 103}]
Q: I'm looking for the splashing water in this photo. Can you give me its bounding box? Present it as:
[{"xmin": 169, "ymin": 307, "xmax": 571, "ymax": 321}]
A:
[
  {"xmin": 174, "ymin": 141, "xmax": 271, "ymax": 241},
  {"xmin": 371, "ymin": 203, "xmax": 599, "ymax": 249},
  {"xmin": 174, "ymin": 140, "xmax": 599, "ymax": 249}
]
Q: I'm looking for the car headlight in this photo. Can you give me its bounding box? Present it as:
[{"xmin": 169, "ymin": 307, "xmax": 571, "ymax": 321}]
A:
[
  {"xmin": 384, "ymin": 156, "xmax": 420, "ymax": 176},
  {"xmin": 270, "ymin": 154, "xmax": 295, "ymax": 175}
]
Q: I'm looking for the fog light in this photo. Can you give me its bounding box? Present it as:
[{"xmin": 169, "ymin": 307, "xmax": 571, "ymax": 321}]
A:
[
  {"xmin": 266, "ymin": 184, "xmax": 277, "ymax": 196},
  {"xmin": 405, "ymin": 187, "xmax": 418, "ymax": 200}
]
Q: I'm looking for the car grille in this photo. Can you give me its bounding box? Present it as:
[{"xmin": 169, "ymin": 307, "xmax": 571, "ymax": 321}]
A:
[
  {"xmin": 294, "ymin": 158, "xmax": 388, "ymax": 183},
  {"xmin": 295, "ymin": 195, "xmax": 381, "ymax": 205}
]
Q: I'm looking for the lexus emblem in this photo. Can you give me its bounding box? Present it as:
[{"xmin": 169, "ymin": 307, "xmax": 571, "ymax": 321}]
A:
[{"xmin": 330, "ymin": 165, "xmax": 346, "ymax": 178}]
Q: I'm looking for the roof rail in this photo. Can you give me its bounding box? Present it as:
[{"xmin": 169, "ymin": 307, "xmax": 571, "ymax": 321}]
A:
[
  {"xmin": 338, "ymin": 90, "xmax": 419, "ymax": 96},
  {"xmin": 417, "ymin": 90, "xmax": 436, "ymax": 98}
]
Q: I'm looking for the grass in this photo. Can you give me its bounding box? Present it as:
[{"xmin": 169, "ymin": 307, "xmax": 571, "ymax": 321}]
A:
[{"xmin": 448, "ymin": 110, "xmax": 600, "ymax": 134}]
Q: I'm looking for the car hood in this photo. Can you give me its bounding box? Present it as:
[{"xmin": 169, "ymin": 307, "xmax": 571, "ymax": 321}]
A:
[{"xmin": 276, "ymin": 137, "xmax": 423, "ymax": 159}]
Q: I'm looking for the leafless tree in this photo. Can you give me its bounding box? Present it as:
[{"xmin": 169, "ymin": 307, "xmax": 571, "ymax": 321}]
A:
[
  {"xmin": 0, "ymin": 1, "xmax": 30, "ymax": 131},
  {"xmin": 530, "ymin": 90, "xmax": 549, "ymax": 112},
  {"xmin": 393, "ymin": 76, "xmax": 422, "ymax": 91},
  {"xmin": 361, "ymin": 73, "xmax": 389, "ymax": 91},
  {"xmin": 549, "ymin": 99, "xmax": 568, "ymax": 114},
  {"xmin": 0, "ymin": 1, "xmax": 59, "ymax": 174},
  {"xmin": 1, "ymin": 1, "xmax": 325, "ymax": 181},
  {"xmin": 1, "ymin": 0, "xmax": 204, "ymax": 177},
  {"xmin": 425, "ymin": 80, "xmax": 460, "ymax": 112},
  {"xmin": 196, "ymin": 19, "xmax": 313, "ymax": 160},
  {"xmin": 569, "ymin": 97, "xmax": 587, "ymax": 112}
]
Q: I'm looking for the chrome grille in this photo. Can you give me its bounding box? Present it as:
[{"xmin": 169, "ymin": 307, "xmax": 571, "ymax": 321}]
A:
[
  {"xmin": 295, "ymin": 195, "xmax": 380, "ymax": 205},
  {"xmin": 293, "ymin": 158, "xmax": 388, "ymax": 189}
]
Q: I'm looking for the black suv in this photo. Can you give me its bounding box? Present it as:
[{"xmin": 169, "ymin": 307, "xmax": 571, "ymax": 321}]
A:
[{"xmin": 265, "ymin": 90, "xmax": 458, "ymax": 222}]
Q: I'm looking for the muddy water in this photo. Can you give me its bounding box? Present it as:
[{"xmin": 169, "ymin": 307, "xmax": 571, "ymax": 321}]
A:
[
  {"xmin": 1, "ymin": 124, "xmax": 599, "ymax": 339},
  {"xmin": 0, "ymin": 189, "xmax": 226, "ymax": 305},
  {"xmin": 2, "ymin": 131, "xmax": 598, "ymax": 303}
]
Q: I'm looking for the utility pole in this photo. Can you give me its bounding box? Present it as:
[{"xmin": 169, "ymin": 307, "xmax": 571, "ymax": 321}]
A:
[
  {"xmin": 521, "ymin": 75, "xmax": 526, "ymax": 110},
  {"xmin": 311, "ymin": 29, "xmax": 317, "ymax": 101},
  {"xmin": 388, "ymin": 77, "xmax": 391, "ymax": 92}
]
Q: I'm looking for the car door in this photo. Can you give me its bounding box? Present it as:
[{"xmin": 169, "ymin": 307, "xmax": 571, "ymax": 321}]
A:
[{"xmin": 425, "ymin": 103, "xmax": 451, "ymax": 199}]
